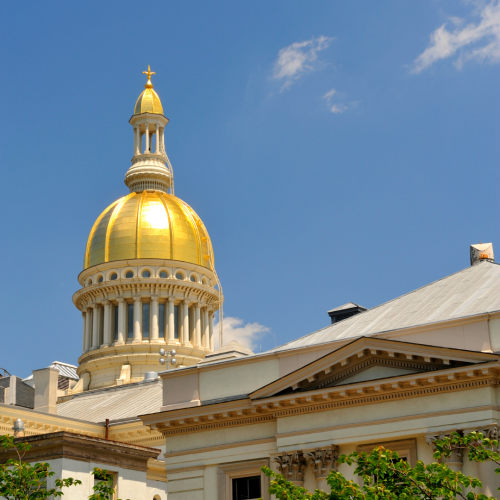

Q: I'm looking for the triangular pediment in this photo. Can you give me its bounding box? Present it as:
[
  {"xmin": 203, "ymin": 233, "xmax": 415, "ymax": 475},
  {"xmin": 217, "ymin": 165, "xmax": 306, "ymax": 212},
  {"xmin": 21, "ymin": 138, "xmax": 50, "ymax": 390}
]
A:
[{"xmin": 250, "ymin": 337, "xmax": 499, "ymax": 400}]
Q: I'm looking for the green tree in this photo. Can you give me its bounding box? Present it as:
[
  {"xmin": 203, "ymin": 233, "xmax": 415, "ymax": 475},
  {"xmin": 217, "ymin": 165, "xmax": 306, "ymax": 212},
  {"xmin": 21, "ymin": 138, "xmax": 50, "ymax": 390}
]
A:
[
  {"xmin": 0, "ymin": 436, "xmax": 129, "ymax": 500},
  {"xmin": 261, "ymin": 431, "xmax": 500, "ymax": 500},
  {"xmin": 0, "ymin": 435, "xmax": 81, "ymax": 499}
]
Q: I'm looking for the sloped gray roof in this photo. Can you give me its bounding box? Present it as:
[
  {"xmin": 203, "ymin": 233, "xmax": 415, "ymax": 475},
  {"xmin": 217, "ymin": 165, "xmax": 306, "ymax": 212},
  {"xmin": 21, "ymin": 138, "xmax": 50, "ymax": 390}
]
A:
[
  {"xmin": 23, "ymin": 362, "xmax": 79, "ymax": 383},
  {"xmin": 274, "ymin": 261, "xmax": 500, "ymax": 352},
  {"xmin": 57, "ymin": 380, "xmax": 162, "ymax": 423}
]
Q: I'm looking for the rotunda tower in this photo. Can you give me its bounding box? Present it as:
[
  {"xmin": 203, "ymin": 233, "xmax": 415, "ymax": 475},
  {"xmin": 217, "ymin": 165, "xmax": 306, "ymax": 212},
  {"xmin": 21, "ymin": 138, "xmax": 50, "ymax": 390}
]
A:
[{"xmin": 71, "ymin": 68, "xmax": 222, "ymax": 393}]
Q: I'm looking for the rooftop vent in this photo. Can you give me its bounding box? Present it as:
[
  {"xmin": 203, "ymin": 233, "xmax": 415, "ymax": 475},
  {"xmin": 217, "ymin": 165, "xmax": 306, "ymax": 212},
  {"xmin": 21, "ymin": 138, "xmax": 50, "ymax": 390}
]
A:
[
  {"xmin": 328, "ymin": 302, "xmax": 367, "ymax": 324},
  {"xmin": 470, "ymin": 243, "xmax": 494, "ymax": 266},
  {"xmin": 143, "ymin": 372, "xmax": 159, "ymax": 383}
]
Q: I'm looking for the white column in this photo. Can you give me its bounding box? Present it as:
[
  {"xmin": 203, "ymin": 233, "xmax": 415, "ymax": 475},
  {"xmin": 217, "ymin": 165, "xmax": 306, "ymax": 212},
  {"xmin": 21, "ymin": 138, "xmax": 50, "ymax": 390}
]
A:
[
  {"xmin": 82, "ymin": 311, "xmax": 87, "ymax": 353},
  {"xmin": 133, "ymin": 297, "xmax": 142, "ymax": 343},
  {"xmin": 202, "ymin": 308, "xmax": 209, "ymax": 349},
  {"xmin": 209, "ymin": 310, "xmax": 214, "ymax": 351},
  {"xmin": 151, "ymin": 296, "xmax": 159, "ymax": 342},
  {"xmin": 167, "ymin": 298, "xmax": 175, "ymax": 342},
  {"xmin": 144, "ymin": 123, "xmax": 149, "ymax": 153},
  {"xmin": 84, "ymin": 308, "xmax": 92, "ymax": 352},
  {"xmin": 155, "ymin": 123, "xmax": 159, "ymax": 154},
  {"xmin": 182, "ymin": 301, "xmax": 190, "ymax": 345},
  {"xmin": 161, "ymin": 127, "xmax": 165, "ymax": 153},
  {"xmin": 92, "ymin": 304, "xmax": 100, "ymax": 349},
  {"xmin": 102, "ymin": 301, "xmax": 111, "ymax": 347},
  {"xmin": 117, "ymin": 298, "xmax": 125, "ymax": 344},
  {"xmin": 134, "ymin": 126, "xmax": 140, "ymax": 155},
  {"xmin": 194, "ymin": 304, "xmax": 201, "ymax": 347}
]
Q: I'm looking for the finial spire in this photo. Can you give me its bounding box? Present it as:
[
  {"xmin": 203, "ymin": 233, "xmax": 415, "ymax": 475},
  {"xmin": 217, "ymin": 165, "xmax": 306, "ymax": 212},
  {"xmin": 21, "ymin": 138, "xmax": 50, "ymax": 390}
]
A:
[{"xmin": 143, "ymin": 65, "xmax": 155, "ymax": 89}]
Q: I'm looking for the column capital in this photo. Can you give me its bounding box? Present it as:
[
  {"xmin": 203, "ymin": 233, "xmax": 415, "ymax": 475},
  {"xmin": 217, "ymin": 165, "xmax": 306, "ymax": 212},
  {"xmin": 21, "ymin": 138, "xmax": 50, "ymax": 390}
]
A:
[
  {"xmin": 134, "ymin": 296, "xmax": 142, "ymax": 303},
  {"xmin": 306, "ymin": 445, "xmax": 339, "ymax": 478},
  {"xmin": 117, "ymin": 297, "xmax": 125, "ymax": 303},
  {"xmin": 273, "ymin": 450, "xmax": 307, "ymax": 484},
  {"xmin": 167, "ymin": 296, "xmax": 174, "ymax": 303},
  {"xmin": 92, "ymin": 303, "xmax": 100, "ymax": 309},
  {"xmin": 101, "ymin": 300, "xmax": 109, "ymax": 306}
]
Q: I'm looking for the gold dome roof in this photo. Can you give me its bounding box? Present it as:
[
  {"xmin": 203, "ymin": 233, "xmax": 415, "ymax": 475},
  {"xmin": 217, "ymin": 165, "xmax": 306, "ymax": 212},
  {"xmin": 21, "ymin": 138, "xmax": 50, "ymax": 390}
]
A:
[
  {"xmin": 134, "ymin": 66, "xmax": 164, "ymax": 115},
  {"xmin": 84, "ymin": 191, "xmax": 214, "ymax": 270}
]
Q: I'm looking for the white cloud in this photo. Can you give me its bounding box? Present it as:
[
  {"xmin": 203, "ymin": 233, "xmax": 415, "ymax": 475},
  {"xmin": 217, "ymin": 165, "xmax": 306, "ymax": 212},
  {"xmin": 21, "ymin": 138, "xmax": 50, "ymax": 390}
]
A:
[
  {"xmin": 273, "ymin": 36, "xmax": 333, "ymax": 90},
  {"xmin": 213, "ymin": 316, "xmax": 270, "ymax": 352},
  {"xmin": 412, "ymin": 0, "xmax": 500, "ymax": 73},
  {"xmin": 322, "ymin": 88, "xmax": 356, "ymax": 114}
]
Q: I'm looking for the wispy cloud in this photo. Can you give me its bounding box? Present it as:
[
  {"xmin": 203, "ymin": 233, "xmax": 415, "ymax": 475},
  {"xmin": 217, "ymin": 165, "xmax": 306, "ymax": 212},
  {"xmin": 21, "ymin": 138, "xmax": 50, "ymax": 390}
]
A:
[
  {"xmin": 273, "ymin": 36, "xmax": 333, "ymax": 91},
  {"xmin": 412, "ymin": 0, "xmax": 500, "ymax": 73},
  {"xmin": 323, "ymin": 88, "xmax": 357, "ymax": 114},
  {"xmin": 213, "ymin": 316, "xmax": 270, "ymax": 352}
]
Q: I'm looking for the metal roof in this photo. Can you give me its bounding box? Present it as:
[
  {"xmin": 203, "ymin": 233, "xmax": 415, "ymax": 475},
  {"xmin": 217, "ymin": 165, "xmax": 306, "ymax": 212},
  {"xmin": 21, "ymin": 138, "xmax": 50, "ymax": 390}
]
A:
[
  {"xmin": 23, "ymin": 362, "xmax": 79, "ymax": 382},
  {"xmin": 56, "ymin": 380, "xmax": 162, "ymax": 423},
  {"xmin": 273, "ymin": 261, "xmax": 500, "ymax": 352}
]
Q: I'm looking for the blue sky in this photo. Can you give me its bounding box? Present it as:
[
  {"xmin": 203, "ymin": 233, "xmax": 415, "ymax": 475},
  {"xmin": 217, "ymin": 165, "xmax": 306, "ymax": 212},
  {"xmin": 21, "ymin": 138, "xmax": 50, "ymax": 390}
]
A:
[{"xmin": 0, "ymin": 1, "xmax": 498, "ymax": 376}]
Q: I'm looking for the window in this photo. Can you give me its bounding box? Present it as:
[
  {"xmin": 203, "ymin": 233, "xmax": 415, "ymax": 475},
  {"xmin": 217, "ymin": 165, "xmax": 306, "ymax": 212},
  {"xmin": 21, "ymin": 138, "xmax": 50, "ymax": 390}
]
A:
[
  {"xmin": 143, "ymin": 302, "xmax": 150, "ymax": 338},
  {"xmin": 93, "ymin": 470, "xmax": 117, "ymax": 500},
  {"xmin": 114, "ymin": 305, "xmax": 119, "ymax": 341},
  {"xmin": 87, "ymin": 279, "xmax": 93, "ymax": 286},
  {"xmin": 202, "ymin": 278, "xmax": 207, "ymax": 285},
  {"xmin": 218, "ymin": 460, "xmax": 269, "ymax": 500},
  {"xmin": 356, "ymin": 439, "xmax": 416, "ymax": 467},
  {"xmin": 159, "ymin": 303, "xmax": 165, "ymax": 338},
  {"xmin": 125, "ymin": 271, "xmax": 134, "ymax": 278},
  {"xmin": 142, "ymin": 270, "xmax": 151, "ymax": 278},
  {"xmin": 127, "ymin": 303, "xmax": 134, "ymax": 339},
  {"xmin": 98, "ymin": 275, "xmax": 104, "ymax": 283},
  {"xmin": 110, "ymin": 272, "xmax": 118, "ymax": 280},
  {"xmin": 175, "ymin": 272, "xmax": 183, "ymax": 280},
  {"xmin": 159, "ymin": 271, "xmax": 168, "ymax": 278},
  {"xmin": 232, "ymin": 476, "xmax": 261, "ymax": 500},
  {"xmin": 174, "ymin": 305, "xmax": 179, "ymax": 339},
  {"xmin": 190, "ymin": 275, "xmax": 196, "ymax": 282}
]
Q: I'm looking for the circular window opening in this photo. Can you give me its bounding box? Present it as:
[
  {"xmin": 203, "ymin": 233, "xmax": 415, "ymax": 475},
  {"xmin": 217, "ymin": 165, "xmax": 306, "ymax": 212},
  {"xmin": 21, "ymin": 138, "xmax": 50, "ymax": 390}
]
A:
[
  {"xmin": 159, "ymin": 271, "xmax": 168, "ymax": 278},
  {"xmin": 175, "ymin": 272, "xmax": 183, "ymax": 280},
  {"xmin": 125, "ymin": 271, "xmax": 134, "ymax": 279},
  {"xmin": 142, "ymin": 270, "xmax": 151, "ymax": 278},
  {"xmin": 190, "ymin": 276, "xmax": 196, "ymax": 282},
  {"xmin": 98, "ymin": 276, "xmax": 104, "ymax": 283},
  {"xmin": 110, "ymin": 272, "xmax": 118, "ymax": 281}
]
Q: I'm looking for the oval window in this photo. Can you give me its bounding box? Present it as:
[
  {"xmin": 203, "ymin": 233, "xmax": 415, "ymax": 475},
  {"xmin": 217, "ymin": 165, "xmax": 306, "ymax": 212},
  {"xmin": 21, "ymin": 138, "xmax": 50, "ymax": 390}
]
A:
[
  {"xmin": 190, "ymin": 276, "xmax": 196, "ymax": 282},
  {"xmin": 125, "ymin": 271, "xmax": 134, "ymax": 278},
  {"xmin": 159, "ymin": 271, "xmax": 168, "ymax": 278},
  {"xmin": 110, "ymin": 272, "xmax": 118, "ymax": 281},
  {"xmin": 142, "ymin": 270, "xmax": 151, "ymax": 278},
  {"xmin": 175, "ymin": 272, "xmax": 183, "ymax": 280},
  {"xmin": 98, "ymin": 276, "xmax": 104, "ymax": 283}
]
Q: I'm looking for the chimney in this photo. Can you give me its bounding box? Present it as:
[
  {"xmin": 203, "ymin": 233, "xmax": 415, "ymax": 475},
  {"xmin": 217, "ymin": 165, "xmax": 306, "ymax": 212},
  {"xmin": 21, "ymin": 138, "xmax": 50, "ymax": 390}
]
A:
[
  {"xmin": 470, "ymin": 243, "xmax": 494, "ymax": 266},
  {"xmin": 32, "ymin": 368, "xmax": 58, "ymax": 414},
  {"xmin": 328, "ymin": 302, "xmax": 367, "ymax": 324}
]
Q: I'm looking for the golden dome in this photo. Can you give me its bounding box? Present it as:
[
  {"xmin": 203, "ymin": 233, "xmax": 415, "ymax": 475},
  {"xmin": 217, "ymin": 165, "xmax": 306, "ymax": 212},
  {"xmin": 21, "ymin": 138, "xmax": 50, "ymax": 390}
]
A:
[
  {"xmin": 134, "ymin": 65, "xmax": 164, "ymax": 115},
  {"xmin": 84, "ymin": 191, "xmax": 214, "ymax": 270}
]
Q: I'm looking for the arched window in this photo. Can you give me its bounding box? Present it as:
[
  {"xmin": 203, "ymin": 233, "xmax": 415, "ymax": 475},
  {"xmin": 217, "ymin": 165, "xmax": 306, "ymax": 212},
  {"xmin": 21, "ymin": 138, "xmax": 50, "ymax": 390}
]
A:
[
  {"xmin": 175, "ymin": 272, "xmax": 184, "ymax": 280},
  {"xmin": 125, "ymin": 271, "xmax": 134, "ymax": 278},
  {"xmin": 142, "ymin": 270, "xmax": 151, "ymax": 278},
  {"xmin": 159, "ymin": 271, "xmax": 168, "ymax": 278},
  {"xmin": 87, "ymin": 279, "xmax": 93, "ymax": 286},
  {"xmin": 190, "ymin": 276, "xmax": 196, "ymax": 282},
  {"xmin": 98, "ymin": 276, "xmax": 104, "ymax": 283},
  {"xmin": 110, "ymin": 272, "xmax": 118, "ymax": 281}
]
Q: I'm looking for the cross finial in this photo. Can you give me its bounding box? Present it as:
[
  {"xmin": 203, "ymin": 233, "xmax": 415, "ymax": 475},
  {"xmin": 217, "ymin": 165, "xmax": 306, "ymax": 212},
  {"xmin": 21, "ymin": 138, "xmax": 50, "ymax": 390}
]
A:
[{"xmin": 143, "ymin": 65, "xmax": 155, "ymax": 88}]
